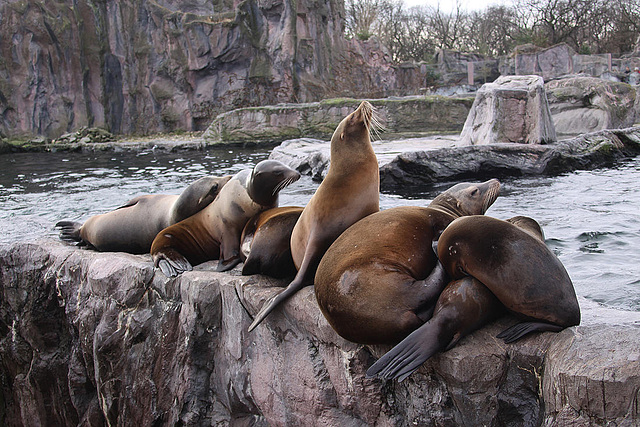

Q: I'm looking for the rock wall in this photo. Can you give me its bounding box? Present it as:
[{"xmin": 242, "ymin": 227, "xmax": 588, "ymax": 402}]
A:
[
  {"xmin": 1, "ymin": 240, "xmax": 639, "ymax": 426},
  {"xmin": 0, "ymin": 0, "xmax": 423, "ymax": 139}
]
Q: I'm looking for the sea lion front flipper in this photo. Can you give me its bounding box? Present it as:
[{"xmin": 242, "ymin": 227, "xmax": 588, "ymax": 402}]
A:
[
  {"xmin": 115, "ymin": 196, "xmax": 143, "ymax": 210},
  {"xmin": 216, "ymin": 255, "xmax": 241, "ymax": 272},
  {"xmin": 153, "ymin": 248, "xmax": 193, "ymax": 278},
  {"xmin": 247, "ymin": 237, "xmax": 321, "ymax": 332},
  {"xmin": 366, "ymin": 321, "xmax": 444, "ymax": 382},
  {"xmin": 497, "ymin": 321, "xmax": 564, "ymax": 343}
]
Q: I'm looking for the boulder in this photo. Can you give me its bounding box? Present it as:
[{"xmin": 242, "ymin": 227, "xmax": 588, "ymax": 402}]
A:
[
  {"xmin": 459, "ymin": 75, "xmax": 557, "ymax": 145},
  {"xmin": 545, "ymin": 76, "xmax": 638, "ymax": 136},
  {"xmin": 0, "ymin": 240, "xmax": 639, "ymax": 426},
  {"xmin": 270, "ymin": 124, "xmax": 640, "ymax": 190},
  {"xmin": 515, "ymin": 43, "xmax": 576, "ymax": 80}
]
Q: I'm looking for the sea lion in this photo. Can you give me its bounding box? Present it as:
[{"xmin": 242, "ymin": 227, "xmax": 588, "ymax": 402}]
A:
[
  {"xmin": 367, "ymin": 215, "xmax": 580, "ymax": 381},
  {"xmin": 247, "ymin": 100, "xmax": 381, "ymax": 331},
  {"xmin": 150, "ymin": 160, "xmax": 301, "ymax": 277},
  {"xmin": 438, "ymin": 215, "xmax": 580, "ymax": 340},
  {"xmin": 314, "ymin": 179, "xmax": 501, "ymax": 345},
  {"xmin": 55, "ymin": 175, "xmax": 231, "ymax": 254},
  {"xmin": 240, "ymin": 206, "xmax": 304, "ymax": 278}
]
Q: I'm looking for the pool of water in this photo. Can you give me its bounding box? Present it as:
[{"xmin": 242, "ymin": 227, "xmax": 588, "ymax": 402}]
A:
[{"xmin": 1, "ymin": 148, "xmax": 639, "ymax": 312}]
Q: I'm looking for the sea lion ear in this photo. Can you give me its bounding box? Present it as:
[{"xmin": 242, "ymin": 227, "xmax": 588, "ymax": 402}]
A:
[{"xmin": 340, "ymin": 131, "xmax": 345, "ymax": 140}]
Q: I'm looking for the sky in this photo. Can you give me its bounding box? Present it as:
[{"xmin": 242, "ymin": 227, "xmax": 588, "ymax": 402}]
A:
[{"xmin": 403, "ymin": 0, "xmax": 509, "ymax": 12}]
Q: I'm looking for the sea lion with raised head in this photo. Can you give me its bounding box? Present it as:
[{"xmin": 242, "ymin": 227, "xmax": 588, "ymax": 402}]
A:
[
  {"xmin": 240, "ymin": 206, "xmax": 304, "ymax": 279},
  {"xmin": 150, "ymin": 160, "xmax": 300, "ymax": 277},
  {"xmin": 314, "ymin": 179, "xmax": 501, "ymax": 345},
  {"xmin": 55, "ymin": 175, "xmax": 231, "ymax": 254},
  {"xmin": 367, "ymin": 215, "xmax": 580, "ymax": 381},
  {"xmin": 247, "ymin": 100, "xmax": 381, "ymax": 331}
]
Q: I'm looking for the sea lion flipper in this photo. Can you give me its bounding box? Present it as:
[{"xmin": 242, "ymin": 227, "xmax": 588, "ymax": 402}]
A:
[
  {"xmin": 55, "ymin": 221, "xmax": 87, "ymax": 246},
  {"xmin": 247, "ymin": 275, "xmax": 308, "ymax": 331},
  {"xmin": 153, "ymin": 248, "xmax": 193, "ymax": 277},
  {"xmin": 217, "ymin": 255, "xmax": 241, "ymax": 272},
  {"xmin": 115, "ymin": 196, "xmax": 143, "ymax": 210},
  {"xmin": 497, "ymin": 321, "xmax": 564, "ymax": 343},
  {"xmin": 366, "ymin": 321, "xmax": 443, "ymax": 382}
]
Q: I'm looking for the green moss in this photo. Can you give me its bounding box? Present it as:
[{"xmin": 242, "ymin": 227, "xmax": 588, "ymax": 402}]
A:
[{"xmin": 249, "ymin": 55, "xmax": 272, "ymax": 80}]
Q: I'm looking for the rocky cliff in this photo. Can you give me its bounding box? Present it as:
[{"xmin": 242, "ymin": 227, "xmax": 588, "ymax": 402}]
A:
[
  {"xmin": 1, "ymin": 240, "xmax": 639, "ymax": 426},
  {"xmin": 0, "ymin": 0, "xmax": 418, "ymax": 139}
]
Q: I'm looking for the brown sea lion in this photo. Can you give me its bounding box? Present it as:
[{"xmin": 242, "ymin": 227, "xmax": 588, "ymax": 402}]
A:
[
  {"xmin": 55, "ymin": 175, "xmax": 231, "ymax": 254},
  {"xmin": 247, "ymin": 100, "xmax": 381, "ymax": 331},
  {"xmin": 314, "ymin": 179, "xmax": 501, "ymax": 345},
  {"xmin": 439, "ymin": 215, "xmax": 580, "ymax": 340},
  {"xmin": 367, "ymin": 215, "xmax": 580, "ymax": 381},
  {"xmin": 240, "ymin": 206, "xmax": 304, "ymax": 278},
  {"xmin": 150, "ymin": 160, "xmax": 301, "ymax": 277}
]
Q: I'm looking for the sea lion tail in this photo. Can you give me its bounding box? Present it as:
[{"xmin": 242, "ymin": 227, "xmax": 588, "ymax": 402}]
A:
[
  {"xmin": 366, "ymin": 321, "xmax": 444, "ymax": 382},
  {"xmin": 55, "ymin": 221, "xmax": 85, "ymax": 245}
]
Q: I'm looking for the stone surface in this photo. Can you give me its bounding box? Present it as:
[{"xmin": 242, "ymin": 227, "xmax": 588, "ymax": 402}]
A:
[
  {"xmin": 545, "ymin": 76, "xmax": 638, "ymax": 136},
  {"xmin": 459, "ymin": 75, "xmax": 557, "ymax": 145},
  {"xmin": 1, "ymin": 240, "xmax": 639, "ymax": 426},
  {"xmin": 270, "ymin": 125, "xmax": 640, "ymax": 190},
  {"xmin": 515, "ymin": 43, "xmax": 576, "ymax": 80},
  {"xmin": 202, "ymin": 96, "xmax": 474, "ymax": 145}
]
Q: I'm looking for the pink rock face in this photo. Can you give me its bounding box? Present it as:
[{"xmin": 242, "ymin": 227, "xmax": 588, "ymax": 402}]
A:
[{"xmin": 0, "ymin": 0, "xmax": 422, "ymax": 139}]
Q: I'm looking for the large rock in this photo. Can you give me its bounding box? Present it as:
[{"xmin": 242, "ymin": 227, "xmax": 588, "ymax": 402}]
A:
[
  {"xmin": 459, "ymin": 75, "xmax": 557, "ymax": 145},
  {"xmin": 270, "ymin": 125, "xmax": 640, "ymax": 189},
  {"xmin": 202, "ymin": 96, "xmax": 474, "ymax": 145},
  {"xmin": 545, "ymin": 76, "xmax": 638, "ymax": 136},
  {"xmin": 0, "ymin": 240, "xmax": 639, "ymax": 426},
  {"xmin": 515, "ymin": 43, "xmax": 576, "ymax": 80}
]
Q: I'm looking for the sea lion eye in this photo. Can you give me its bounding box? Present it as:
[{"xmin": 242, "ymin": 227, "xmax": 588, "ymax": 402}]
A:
[{"xmin": 471, "ymin": 188, "xmax": 479, "ymax": 196}]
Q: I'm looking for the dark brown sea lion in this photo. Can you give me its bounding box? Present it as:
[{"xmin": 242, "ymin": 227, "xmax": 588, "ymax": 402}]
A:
[
  {"xmin": 240, "ymin": 206, "xmax": 304, "ymax": 278},
  {"xmin": 439, "ymin": 215, "xmax": 580, "ymax": 339},
  {"xmin": 247, "ymin": 100, "xmax": 381, "ymax": 331},
  {"xmin": 55, "ymin": 175, "xmax": 231, "ymax": 254},
  {"xmin": 150, "ymin": 160, "xmax": 301, "ymax": 277},
  {"xmin": 367, "ymin": 215, "xmax": 580, "ymax": 381},
  {"xmin": 314, "ymin": 179, "xmax": 501, "ymax": 345}
]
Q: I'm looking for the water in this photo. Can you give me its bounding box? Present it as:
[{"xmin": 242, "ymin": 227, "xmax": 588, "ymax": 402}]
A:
[{"xmin": 1, "ymin": 148, "xmax": 639, "ymax": 312}]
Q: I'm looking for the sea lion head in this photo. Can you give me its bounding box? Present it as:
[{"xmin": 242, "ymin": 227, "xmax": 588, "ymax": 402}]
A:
[
  {"xmin": 431, "ymin": 178, "xmax": 501, "ymax": 217},
  {"xmin": 172, "ymin": 175, "xmax": 232, "ymax": 221},
  {"xmin": 246, "ymin": 160, "xmax": 301, "ymax": 207},
  {"xmin": 332, "ymin": 101, "xmax": 381, "ymax": 145}
]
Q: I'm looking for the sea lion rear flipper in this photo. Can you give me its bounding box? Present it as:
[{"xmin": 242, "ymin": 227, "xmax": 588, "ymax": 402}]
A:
[
  {"xmin": 153, "ymin": 248, "xmax": 193, "ymax": 278},
  {"xmin": 366, "ymin": 321, "xmax": 445, "ymax": 382},
  {"xmin": 497, "ymin": 321, "xmax": 564, "ymax": 343},
  {"xmin": 55, "ymin": 221, "xmax": 87, "ymax": 246}
]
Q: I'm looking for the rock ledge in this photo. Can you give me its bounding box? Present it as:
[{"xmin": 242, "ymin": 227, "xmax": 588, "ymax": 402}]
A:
[{"xmin": 1, "ymin": 240, "xmax": 639, "ymax": 426}]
